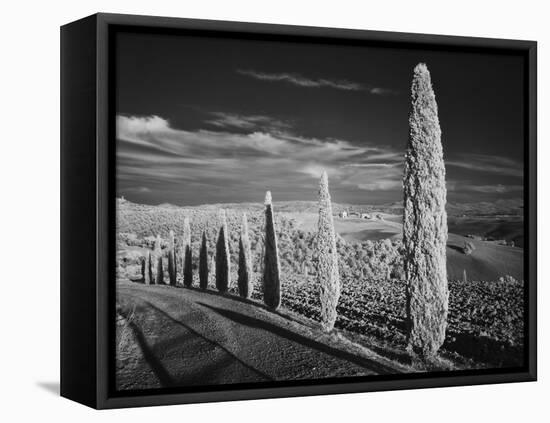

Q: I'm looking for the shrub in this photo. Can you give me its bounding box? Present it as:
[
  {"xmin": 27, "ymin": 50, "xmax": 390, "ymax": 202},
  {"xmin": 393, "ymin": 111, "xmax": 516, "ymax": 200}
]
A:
[
  {"xmin": 463, "ymin": 241, "xmax": 475, "ymax": 255},
  {"xmin": 316, "ymin": 171, "xmax": 340, "ymax": 331},
  {"xmin": 263, "ymin": 191, "xmax": 281, "ymax": 309},
  {"xmin": 403, "ymin": 63, "xmax": 448, "ymax": 359},
  {"xmin": 238, "ymin": 213, "xmax": 253, "ymax": 298},
  {"xmin": 499, "ymin": 275, "xmax": 518, "ymax": 284}
]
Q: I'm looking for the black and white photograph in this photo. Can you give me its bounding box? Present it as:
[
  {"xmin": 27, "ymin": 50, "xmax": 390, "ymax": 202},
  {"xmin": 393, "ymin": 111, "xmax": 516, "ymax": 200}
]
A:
[{"xmin": 113, "ymin": 27, "xmax": 528, "ymax": 392}]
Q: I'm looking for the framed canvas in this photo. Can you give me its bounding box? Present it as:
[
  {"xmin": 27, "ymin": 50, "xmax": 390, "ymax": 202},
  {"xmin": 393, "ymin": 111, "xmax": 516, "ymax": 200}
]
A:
[{"xmin": 60, "ymin": 13, "xmax": 537, "ymax": 409}]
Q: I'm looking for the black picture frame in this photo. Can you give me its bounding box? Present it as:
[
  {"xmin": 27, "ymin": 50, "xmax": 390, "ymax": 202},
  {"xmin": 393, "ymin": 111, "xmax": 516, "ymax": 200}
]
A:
[{"xmin": 60, "ymin": 12, "xmax": 537, "ymax": 409}]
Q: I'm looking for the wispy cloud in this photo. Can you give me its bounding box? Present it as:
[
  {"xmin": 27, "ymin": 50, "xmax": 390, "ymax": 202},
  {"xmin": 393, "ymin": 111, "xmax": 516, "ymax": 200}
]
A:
[
  {"xmin": 204, "ymin": 112, "xmax": 291, "ymax": 132},
  {"xmin": 446, "ymin": 153, "xmax": 523, "ymax": 178},
  {"xmin": 468, "ymin": 184, "xmax": 523, "ymax": 193},
  {"xmin": 237, "ymin": 69, "xmax": 398, "ymax": 95},
  {"xmin": 123, "ymin": 186, "xmax": 152, "ymax": 193},
  {"xmin": 117, "ymin": 115, "xmax": 375, "ymax": 161},
  {"xmin": 448, "ymin": 181, "xmax": 523, "ymax": 194}
]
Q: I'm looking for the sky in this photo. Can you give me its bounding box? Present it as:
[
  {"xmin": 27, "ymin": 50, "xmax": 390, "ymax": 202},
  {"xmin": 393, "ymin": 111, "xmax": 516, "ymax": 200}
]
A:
[{"xmin": 115, "ymin": 30, "xmax": 525, "ymax": 206}]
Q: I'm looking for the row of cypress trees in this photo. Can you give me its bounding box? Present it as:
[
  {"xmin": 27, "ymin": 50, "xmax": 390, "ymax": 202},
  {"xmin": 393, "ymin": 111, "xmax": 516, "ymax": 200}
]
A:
[
  {"xmin": 139, "ymin": 175, "xmax": 340, "ymax": 331},
  {"xmin": 139, "ymin": 62, "xmax": 449, "ymax": 360}
]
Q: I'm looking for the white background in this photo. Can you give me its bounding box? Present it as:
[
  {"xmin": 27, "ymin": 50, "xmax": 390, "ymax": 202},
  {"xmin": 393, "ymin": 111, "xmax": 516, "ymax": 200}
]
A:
[{"xmin": 0, "ymin": 0, "xmax": 547, "ymax": 420}]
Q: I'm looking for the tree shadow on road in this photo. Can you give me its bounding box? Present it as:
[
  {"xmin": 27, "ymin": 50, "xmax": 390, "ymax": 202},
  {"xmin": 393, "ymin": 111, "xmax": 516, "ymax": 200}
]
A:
[
  {"xmin": 118, "ymin": 308, "xmax": 176, "ymax": 387},
  {"xmin": 197, "ymin": 302, "xmax": 400, "ymax": 375},
  {"xmin": 143, "ymin": 301, "xmax": 273, "ymax": 382},
  {"xmin": 182, "ymin": 286, "xmax": 318, "ymax": 328}
]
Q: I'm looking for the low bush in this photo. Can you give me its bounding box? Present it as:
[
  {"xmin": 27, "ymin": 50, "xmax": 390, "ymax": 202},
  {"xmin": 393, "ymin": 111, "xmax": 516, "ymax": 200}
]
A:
[{"xmin": 463, "ymin": 241, "xmax": 476, "ymax": 255}]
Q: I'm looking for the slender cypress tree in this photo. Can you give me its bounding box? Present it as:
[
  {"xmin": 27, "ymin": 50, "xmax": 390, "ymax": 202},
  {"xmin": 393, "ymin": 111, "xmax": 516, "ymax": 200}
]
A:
[
  {"xmin": 153, "ymin": 234, "xmax": 163, "ymax": 284},
  {"xmin": 183, "ymin": 218, "xmax": 193, "ymax": 287},
  {"xmin": 157, "ymin": 254, "xmax": 164, "ymax": 285},
  {"xmin": 210, "ymin": 256, "xmax": 216, "ymax": 281},
  {"xmin": 403, "ymin": 63, "xmax": 448, "ymax": 359},
  {"xmin": 316, "ymin": 171, "xmax": 340, "ymax": 331},
  {"xmin": 199, "ymin": 231, "xmax": 209, "ymax": 289},
  {"xmin": 141, "ymin": 250, "xmax": 151, "ymax": 285},
  {"xmin": 146, "ymin": 251, "xmax": 153, "ymax": 285},
  {"xmin": 238, "ymin": 213, "xmax": 253, "ymax": 299},
  {"xmin": 216, "ymin": 210, "xmax": 230, "ymax": 293},
  {"xmin": 141, "ymin": 254, "xmax": 149, "ymax": 284},
  {"xmin": 168, "ymin": 230, "xmax": 177, "ymax": 285},
  {"xmin": 263, "ymin": 191, "xmax": 281, "ymax": 309}
]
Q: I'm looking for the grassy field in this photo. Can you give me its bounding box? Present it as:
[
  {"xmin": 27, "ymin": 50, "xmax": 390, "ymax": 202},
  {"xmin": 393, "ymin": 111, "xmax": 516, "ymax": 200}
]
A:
[
  {"xmin": 289, "ymin": 212, "xmax": 402, "ymax": 242},
  {"xmin": 448, "ymin": 216, "xmax": 525, "ymax": 248}
]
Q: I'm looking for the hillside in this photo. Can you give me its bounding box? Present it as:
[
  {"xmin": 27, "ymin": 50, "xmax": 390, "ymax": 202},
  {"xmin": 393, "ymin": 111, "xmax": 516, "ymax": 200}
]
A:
[
  {"xmin": 287, "ymin": 211, "xmax": 523, "ymax": 281},
  {"xmin": 117, "ymin": 198, "xmax": 523, "ymax": 281}
]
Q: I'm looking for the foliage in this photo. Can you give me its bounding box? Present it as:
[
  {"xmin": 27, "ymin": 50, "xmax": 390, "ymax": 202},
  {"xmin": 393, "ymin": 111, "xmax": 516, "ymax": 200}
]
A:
[
  {"xmin": 316, "ymin": 171, "xmax": 340, "ymax": 331},
  {"xmin": 463, "ymin": 241, "xmax": 476, "ymax": 255},
  {"xmin": 403, "ymin": 63, "xmax": 448, "ymax": 358},
  {"xmin": 183, "ymin": 218, "xmax": 193, "ymax": 287},
  {"xmin": 156, "ymin": 255, "xmax": 164, "ymax": 285},
  {"xmin": 199, "ymin": 231, "xmax": 209, "ymax": 289},
  {"xmin": 263, "ymin": 191, "xmax": 281, "ymax": 309},
  {"xmin": 238, "ymin": 213, "xmax": 253, "ymax": 299},
  {"xmin": 168, "ymin": 230, "xmax": 177, "ymax": 285},
  {"xmin": 216, "ymin": 210, "xmax": 230, "ymax": 293},
  {"xmin": 141, "ymin": 252, "xmax": 152, "ymax": 285}
]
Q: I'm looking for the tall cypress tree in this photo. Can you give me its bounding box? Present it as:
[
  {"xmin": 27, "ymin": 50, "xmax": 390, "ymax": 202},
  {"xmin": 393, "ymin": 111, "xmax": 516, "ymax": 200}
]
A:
[
  {"xmin": 403, "ymin": 63, "xmax": 448, "ymax": 359},
  {"xmin": 263, "ymin": 191, "xmax": 281, "ymax": 309},
  {"xmin": 156, "ymin": 253, "xmax": 164, "ymax": 285},
  {"xmin": 146, "ymin": 251, "xmax": 153, "ymax": 285},
  {"xmin": 199, "ymin": 231, "xmax": 209, "ymax": 289},
  {"xmin": 183, "ymin": 218, "xmax": 193, "ymax": 287},
  {"xmin": 316, "ymin": 171, "xmax": 340, "ymax": 331},
  {"xmin": 141, "ymin": 250, "xmax": 152, "ymax": 285},
  {"xmin": 238, "ymin": 213, "xmax": 253, "ymax": 299},
  {"xmin": 168, "ymin": 230, "xmax": 177, "ymax": 285},
  {"xmin": 153, "ymin": 234, "xmax": 163, "ymax": 284},
  {"xmin": 216, "ymin": 210, "xmax": 230, "ymax": 293},
  {"xmin": 141, "ymin": 253, "xmax": 149, "ymax": 284}
]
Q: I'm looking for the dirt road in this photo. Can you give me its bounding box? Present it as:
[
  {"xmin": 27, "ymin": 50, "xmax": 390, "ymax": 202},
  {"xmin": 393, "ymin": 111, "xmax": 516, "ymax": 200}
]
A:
[{"xmin": 116, "ymin": 281, "xmax": 402, "ymax": 390}]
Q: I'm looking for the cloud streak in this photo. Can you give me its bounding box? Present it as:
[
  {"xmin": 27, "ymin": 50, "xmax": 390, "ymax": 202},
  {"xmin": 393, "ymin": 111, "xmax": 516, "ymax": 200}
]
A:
[
  {"xmin": 204, "ymin": 112, "xmax": 291, "ymax": 132},
  {"xmin": 237, "ymin": 69, "xmax": 398, "ymax": 95},
  {"xmin": 447, "ymin": 181, "xmax": 523, "ymax": 194},
  {"xmin": 446, "ymin": 153, "xmax": 523, "ymax": 178}
]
